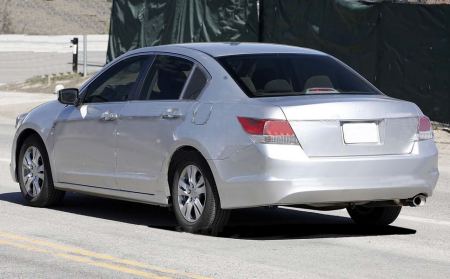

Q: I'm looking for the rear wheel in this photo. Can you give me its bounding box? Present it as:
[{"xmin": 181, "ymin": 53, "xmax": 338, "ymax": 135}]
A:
[
  {"xmin": 347, "ymin": 205, "xmax": 402, "ymax": 226},
  {"xmin": 171, "ymin": 152, "xmax": 229, "ymax": 235},
  {"xmin": 18, "ymin": 135, "xmax": 65, "ymax": 207}
]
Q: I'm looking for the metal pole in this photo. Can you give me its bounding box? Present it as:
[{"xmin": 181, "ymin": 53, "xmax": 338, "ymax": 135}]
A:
[
  {"xmin": 83, "ymin": 34, "xmax": 87, "ymax": 77},
  {"xmin": 71, "ymin": 37, "xmax": 78, "ymax": 73}
]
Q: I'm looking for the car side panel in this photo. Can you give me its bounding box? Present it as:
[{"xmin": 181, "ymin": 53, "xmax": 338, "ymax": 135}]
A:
[
  {"xmin": 150, "ymin": 100, "xmax": 286, "ymax": 202},
  {"xmin": 11, "ymin": 100, "xmax": 65, "ymax": 183}
]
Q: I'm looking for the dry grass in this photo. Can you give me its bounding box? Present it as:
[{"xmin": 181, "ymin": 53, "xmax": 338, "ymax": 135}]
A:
[{"xmin": 0, "ymin": 72, "xmax": 91, "ymax": 93}]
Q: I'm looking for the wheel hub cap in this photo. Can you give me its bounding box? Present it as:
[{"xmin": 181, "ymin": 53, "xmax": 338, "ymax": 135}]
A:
[
  {"xmin": 21, "ymin": 146, "xmax": 44, "ymax": 197},
  {"xmin": 177, "ymin": 165, "xmax": 206, "ymax": 223}
]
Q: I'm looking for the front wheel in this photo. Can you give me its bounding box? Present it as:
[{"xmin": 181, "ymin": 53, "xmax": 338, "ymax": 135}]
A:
[
  {"xmin": 171, "ymin": 152, "xmax": 229, "ymax": 235},
  {"xmin": 347, "ymin": 205, "xmax": 402, "ymax": 226},
  {"xmin": 18, "ymin": 135, "xmax": 65, "ymax": 207}
]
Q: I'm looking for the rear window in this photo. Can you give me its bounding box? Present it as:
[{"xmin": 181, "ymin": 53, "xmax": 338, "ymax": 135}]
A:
[{"xmin": 218, "ymin": 54, "xmax": 380, "ymax": 97}]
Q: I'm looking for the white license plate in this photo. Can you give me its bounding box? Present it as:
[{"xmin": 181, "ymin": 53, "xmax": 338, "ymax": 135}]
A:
[{"xmin": 342, "ymin": 122, "xmax": 379, "ymax": 144}]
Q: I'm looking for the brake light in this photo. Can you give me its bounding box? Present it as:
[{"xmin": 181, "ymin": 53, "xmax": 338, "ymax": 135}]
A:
[
  {"xmin": 237, "ymin": 117, "xmax": 298, "ymax": 145},
  {"xmin": 237, "ymin": 118, "xmax": 266, "ymax": 135},
  {"xmin": 417, "ymin": 116, "xmax": 433, "ymax": 140}
]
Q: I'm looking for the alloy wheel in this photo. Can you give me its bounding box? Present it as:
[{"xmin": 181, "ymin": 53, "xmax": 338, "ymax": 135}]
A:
[
  {"xmin": 21, "ymin": 146, "xmax": 45, "ymax": 197},
  {"xmin": 177, "ymin": 165, "xmax": 206, "ymax": 222}
]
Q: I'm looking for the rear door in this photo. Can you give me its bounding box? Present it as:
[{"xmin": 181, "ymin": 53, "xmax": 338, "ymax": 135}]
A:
[
  {"xmin": 115, "ymin": 54, "xmax": 208, "ymax": 196},
  {"xmin": 53, "ymin": 55, "xmax": 150, "ymax": 189}
]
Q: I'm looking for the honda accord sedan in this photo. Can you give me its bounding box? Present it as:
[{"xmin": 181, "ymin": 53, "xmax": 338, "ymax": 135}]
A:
[{"xmin": 11, "ymin": 43, "xmax": 439, "ymax": 234}]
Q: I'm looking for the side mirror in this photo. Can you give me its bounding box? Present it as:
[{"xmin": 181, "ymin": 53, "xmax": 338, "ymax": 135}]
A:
[{"xmin": 58, "ymin": 88, "xmax": 79, "ymax": 105}]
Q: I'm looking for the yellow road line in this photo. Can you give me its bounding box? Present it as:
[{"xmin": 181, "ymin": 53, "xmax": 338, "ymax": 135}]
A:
[
  {"xmin": 0, "ymin": 231, "xmax": 211, "ymax": 279},
  {"xmin": 0, "ymin": 239, "xmax": 168, "ymax": 279},
  {"xmin": 0, "ymin": 239, "xmax": 51, "ymax": 254},
  {"xmin": 0, "ymin": 238, "xmax": 168, "ymax": 279},
  {"xmin": 57, "ymin": 253, "xmax": 170, "ymax": 279}
]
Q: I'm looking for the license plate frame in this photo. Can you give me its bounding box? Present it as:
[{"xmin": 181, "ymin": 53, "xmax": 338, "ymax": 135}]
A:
[{"xmin": 342, "ymin": 122, "xmax": 380, "ymax": 144}]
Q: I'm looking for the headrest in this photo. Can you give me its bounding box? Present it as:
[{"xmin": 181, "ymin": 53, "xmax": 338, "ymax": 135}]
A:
[{"xmin": 304, "ymin": 75, "xmax": 333, "ymax": 90}]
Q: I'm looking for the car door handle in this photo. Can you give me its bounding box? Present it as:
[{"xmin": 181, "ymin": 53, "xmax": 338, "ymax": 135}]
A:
[
  {"xmin": 161, "ymin": 109, "xmax": 183, "ymax": 119},
  {"xmin": 100, "ymin": 111, "xmax": 119, "ymax": 121}
]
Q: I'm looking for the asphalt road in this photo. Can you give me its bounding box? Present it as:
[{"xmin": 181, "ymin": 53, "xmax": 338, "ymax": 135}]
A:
[{"xmin": 0, "ymin": 91, "xmax": 449, "ymax": 278}]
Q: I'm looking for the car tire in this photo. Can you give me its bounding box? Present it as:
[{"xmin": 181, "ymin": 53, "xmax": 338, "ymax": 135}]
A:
[
  {"xmin": 347, "ymin": 205, "xmax": 402, "ymax": 226},
  {"xmin": 18, "ymin": 135, "xmax": 65, "ymax": 207},
  {"xmin": 171, "ymin": 151, "xmax": 229, "ymax": 235}
]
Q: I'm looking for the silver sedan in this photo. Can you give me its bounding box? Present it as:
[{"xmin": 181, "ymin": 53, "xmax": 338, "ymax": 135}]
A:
[{"xmin": 10, "ymin": 43, "xmax": 439, "ymax": 234}]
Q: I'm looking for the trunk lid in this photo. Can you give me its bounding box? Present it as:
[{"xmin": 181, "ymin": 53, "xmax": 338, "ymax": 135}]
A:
[{"xmin": 259, "ymin": 95, "xmax": 420, "ymax": 157}]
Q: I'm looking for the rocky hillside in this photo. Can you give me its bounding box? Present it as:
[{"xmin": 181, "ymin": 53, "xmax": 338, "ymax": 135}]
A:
[{"xmin": 0, "ymin": 0, "xmax": 112, "ymax": 35}]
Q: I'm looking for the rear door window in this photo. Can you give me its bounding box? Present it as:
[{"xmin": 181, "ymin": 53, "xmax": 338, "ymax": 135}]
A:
[
  {"xmin": 140, "ymin": 55, "xmax": 194, "ymax": 100},
  {"xmin": 182, "ymin": 67, "xmax": 208, "ymax": 100}
]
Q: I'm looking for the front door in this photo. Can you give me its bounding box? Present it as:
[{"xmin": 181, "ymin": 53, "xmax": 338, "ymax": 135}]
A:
[{"xmin": 53, "ymin": 55, "xmax": 150, "ymax": 189}]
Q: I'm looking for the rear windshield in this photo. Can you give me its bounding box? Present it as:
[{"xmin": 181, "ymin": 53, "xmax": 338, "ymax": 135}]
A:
[{"xmin": 218, "ymin": 54, "xmax": 380, "ymax": 97}]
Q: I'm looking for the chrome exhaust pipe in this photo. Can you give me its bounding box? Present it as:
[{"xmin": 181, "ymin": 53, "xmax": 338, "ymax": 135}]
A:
[{"xmin": 409, "ymin": 194, "xmax": 427, "ymax": 207}]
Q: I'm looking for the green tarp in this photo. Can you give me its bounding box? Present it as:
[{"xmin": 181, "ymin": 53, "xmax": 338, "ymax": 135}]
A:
[
  {"xmin": 261, "ymin": 0, "xmax": 380, "ymax": 85},
  {"xmin": 377, "ymin": 4, "xmax": 450, "ymax": 124},
  {"xmin": 107, "ymin": 0, "xmax": 258, "ymax": 61},
  {"xmin": 107, "ymin": 0, "xmax": 146, "ymax": 62},
  {"xmin": 261, "ymin": 0, "xmax": 449, "ymax": 123},
  {"xmin": 107, "ymin": 0, "xmax": 450, "ymax": 123}
]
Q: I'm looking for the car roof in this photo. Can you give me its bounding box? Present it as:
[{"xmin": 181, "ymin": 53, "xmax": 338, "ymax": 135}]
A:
[
  {"xmin": 130, "ymin": 42, "xmax": 326, "ymax": 58},
  {"xmin": 176, "ymin": 42, "xmax": 326, "ymax": 57}
]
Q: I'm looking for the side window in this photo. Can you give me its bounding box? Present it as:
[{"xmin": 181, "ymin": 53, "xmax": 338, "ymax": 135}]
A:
[
  {"xmin": 182, "ymin": 67, "xmax": 208, "ymax": 100},
  {"xmin": 84, "ymin": 56, "xmax": 148, "ymax": 103},
  {"xmin": 140, "ymin": 55, "xmax": 193, "ymax": 100}
]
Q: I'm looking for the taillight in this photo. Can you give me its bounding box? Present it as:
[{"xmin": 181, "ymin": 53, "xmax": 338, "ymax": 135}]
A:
[
  {"xmin": 417, "ymin": 116, "xmax": 433, "ymax": 140},
  {"xmin": 237, "ymin": 117, "xmax": 299, "ymax": 145}
]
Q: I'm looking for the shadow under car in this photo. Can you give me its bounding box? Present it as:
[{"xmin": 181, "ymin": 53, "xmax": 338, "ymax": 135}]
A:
[{"xmin": 0, "ymin": 191, "xmax": 416, "ymax": 240}]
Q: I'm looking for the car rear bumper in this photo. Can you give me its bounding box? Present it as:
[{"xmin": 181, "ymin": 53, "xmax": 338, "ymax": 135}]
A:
[{"xmin": 209, "ymin": 140, "xmax": 439, "ymax": 209}]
